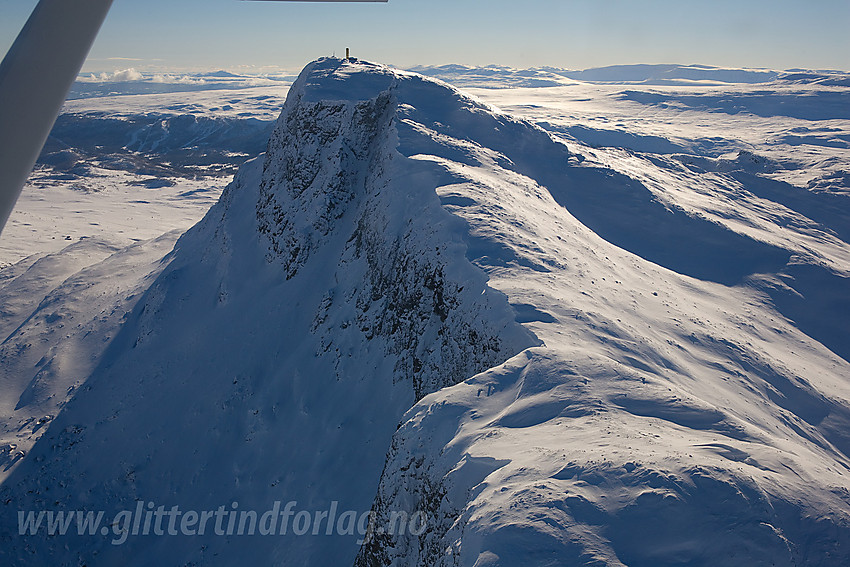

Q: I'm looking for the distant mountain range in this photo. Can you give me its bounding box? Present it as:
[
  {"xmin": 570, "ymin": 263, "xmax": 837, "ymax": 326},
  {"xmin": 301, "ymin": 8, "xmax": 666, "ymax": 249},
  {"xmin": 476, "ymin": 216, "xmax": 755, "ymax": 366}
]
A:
[{"xmin": 409, "ymin": 62, "xmax": 849, "ymax": 88}]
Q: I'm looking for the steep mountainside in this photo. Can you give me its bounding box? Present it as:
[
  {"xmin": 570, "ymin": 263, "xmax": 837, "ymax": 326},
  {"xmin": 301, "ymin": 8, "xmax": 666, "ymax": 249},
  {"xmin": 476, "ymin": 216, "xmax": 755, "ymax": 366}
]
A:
[{"xmin": 1, "ymin": 59, "xmax": 849, "ymax": 566}]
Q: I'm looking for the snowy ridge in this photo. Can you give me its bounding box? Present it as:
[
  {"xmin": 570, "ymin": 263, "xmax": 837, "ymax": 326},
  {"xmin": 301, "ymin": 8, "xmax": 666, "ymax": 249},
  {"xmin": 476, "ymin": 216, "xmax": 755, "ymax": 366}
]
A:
[
  {"xmin": 0, "ymin": 58, "xmax": 536, "ymax": 565},
  {"xmin": 0, "ymin": 58, "xmax": 848, "ymax": 566},
  {"xmin": 345, "ymin": 64, "xmax": 850, "ymax": 565},
  {"xmin": 256, "ymin": 58, "xmax": 537, "ymax": 398}
]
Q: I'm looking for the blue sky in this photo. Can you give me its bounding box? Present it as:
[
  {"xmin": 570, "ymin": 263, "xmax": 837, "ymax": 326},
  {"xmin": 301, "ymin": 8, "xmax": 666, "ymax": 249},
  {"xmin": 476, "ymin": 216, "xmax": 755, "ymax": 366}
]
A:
[{"xmin": 2, "ymin": 0, "xmax": 849, "ymax": 74}]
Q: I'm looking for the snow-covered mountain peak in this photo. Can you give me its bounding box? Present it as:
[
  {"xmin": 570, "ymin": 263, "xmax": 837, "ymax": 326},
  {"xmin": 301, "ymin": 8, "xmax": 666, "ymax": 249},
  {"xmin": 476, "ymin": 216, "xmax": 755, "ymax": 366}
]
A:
[
  {"xmin": 1, "ymin": 59, "xmax": 849, "ymax": 566},
  {"xmin": 0, "ymin": 59, "xmax": 544, "ymax": 564},
  {"xmin": 295, "ymin": 58, "xmax": 398, "ymax": 103}
]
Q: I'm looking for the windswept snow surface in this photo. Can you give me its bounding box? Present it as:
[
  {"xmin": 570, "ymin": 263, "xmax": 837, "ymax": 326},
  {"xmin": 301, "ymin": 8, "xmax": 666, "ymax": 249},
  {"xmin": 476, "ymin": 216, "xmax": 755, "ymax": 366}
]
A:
[{"xmin": 0, "ymin": 59, "xmax": 848, "ymax": 566}]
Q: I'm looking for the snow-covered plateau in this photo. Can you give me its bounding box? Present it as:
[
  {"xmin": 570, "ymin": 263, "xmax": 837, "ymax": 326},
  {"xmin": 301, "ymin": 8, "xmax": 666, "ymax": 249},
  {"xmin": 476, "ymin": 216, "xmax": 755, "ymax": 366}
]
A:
[{"xmin": 0, "ymin": 58, "xmax": 848, "ymax": 566}]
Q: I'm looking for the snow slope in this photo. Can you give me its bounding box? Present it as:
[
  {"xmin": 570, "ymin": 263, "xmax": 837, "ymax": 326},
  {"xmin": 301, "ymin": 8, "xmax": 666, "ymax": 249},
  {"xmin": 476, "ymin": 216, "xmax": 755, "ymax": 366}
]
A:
[
  {"xmin": 1, "ymin": 59, "xmax": 849, "ymax": 565},
  {"xmin": 0, "ymin": 233, "xmax": 183, "ymax": 475}
]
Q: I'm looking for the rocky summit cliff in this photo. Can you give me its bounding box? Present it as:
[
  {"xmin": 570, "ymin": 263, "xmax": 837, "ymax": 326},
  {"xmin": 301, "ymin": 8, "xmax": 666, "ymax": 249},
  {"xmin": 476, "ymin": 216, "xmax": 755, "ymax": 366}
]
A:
[{"xmin": 1, "ymin": 58, "xmax": 849, "ymax": 566}]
